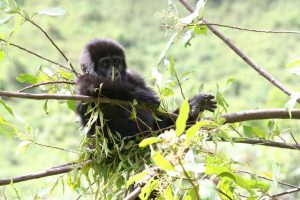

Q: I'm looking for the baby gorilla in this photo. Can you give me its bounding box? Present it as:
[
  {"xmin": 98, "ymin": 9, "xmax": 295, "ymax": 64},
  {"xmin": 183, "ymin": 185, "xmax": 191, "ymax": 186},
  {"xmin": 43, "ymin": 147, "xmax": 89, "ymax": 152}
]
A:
[{"xmin": 76, "ymin": 38, "xmax": 216, "ymax": 137}]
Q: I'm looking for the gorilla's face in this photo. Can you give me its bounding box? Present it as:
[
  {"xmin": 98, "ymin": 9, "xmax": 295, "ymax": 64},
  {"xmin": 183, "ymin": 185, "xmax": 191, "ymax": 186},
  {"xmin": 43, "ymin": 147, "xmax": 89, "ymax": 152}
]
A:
[{"xmin": 96, "ymin": 55, "xmax": 124, "ymax": 81}]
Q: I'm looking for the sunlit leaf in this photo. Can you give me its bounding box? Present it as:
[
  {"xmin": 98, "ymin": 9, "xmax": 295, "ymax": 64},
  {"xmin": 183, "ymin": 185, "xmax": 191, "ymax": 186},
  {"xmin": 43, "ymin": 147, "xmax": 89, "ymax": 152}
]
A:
[
  {"xmin": 139, "ymin": 137, "xmax": 163, "ymax": 148},
  {"xmin": 139, "ymin": 178, "xmax": 158, "ymax": 200},
  {"xmin": 16, "ymin": 141, "xmax": 31, "ymax": 155},
  {"xmin": 37, "ymin": 7, "xmax": 66, "ymax": 16},
  {"xmin": 180, "ymin": 0, "xmax": 206, "ymax": 24},
  {"xmin": 0, "ymin": 50, "xmax": 4, "ymax": 61},
  {"xmin": 126, "ymin": 171, "xmax": 148, "ymax": 188},
  {"xmin": 287, "ymin": 57, "xmax": 300, "ymax": 67},
  {"xmin": 285, "ymin": 93, "xmax": 300, "ymax": 117},
  {"xmin": 182, "ymin": 30, "xmax": 194, "ymax": 47},
  {"xmin": 158, "ymin": 32, "xmax": 178, "ymax": 64},
  {"xmin": 186, "ymin": 121, "xmax": 211, "ymax": 143},
  {"xmin": 0, "ymin": 99, "xmax": 14, "ymax": 116},
  {"xmin": 16, "ymin": 73, "xmax": 38, "ymax": 84},
  {"xmin": 161, "ymin": 87, "xmax": 174, "ymax": 97},
  {"xmin": 151, "ymin": 67, "xmax": 162, "ymax": 85},
  {"xmin": 152, "ymin": 151, "xmax": 175, "ymax": 171},
  {"xmin": 13, "ymin": 14, "xmax": 23, "ymax": 32},
  {"xmin": 176, "ymin": 100, "xmax": 189, "ymax": 137},
  {"xmin": 0, "ymin": 16, "xmax": 13, "ymax": 25}
]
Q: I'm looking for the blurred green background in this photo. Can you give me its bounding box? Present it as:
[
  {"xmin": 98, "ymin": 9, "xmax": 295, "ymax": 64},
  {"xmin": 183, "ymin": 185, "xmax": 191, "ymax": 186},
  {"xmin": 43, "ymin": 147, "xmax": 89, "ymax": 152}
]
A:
[{"xmin": 0, "ymin": 0, "xmax": 300, "ymax": 199}]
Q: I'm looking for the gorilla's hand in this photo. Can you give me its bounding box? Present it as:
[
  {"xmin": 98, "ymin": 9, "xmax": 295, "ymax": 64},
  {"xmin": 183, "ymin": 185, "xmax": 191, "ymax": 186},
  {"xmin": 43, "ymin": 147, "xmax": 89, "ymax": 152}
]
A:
[{"xmin": 189, "ymin": 94, "xmax": 217, "ymax": 119}]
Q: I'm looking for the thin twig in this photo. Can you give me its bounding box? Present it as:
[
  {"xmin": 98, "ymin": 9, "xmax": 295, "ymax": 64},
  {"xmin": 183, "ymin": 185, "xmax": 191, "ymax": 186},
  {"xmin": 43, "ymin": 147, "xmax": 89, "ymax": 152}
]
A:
[
  {"xmin": 179, "ymin": 160, "xmax": 200, "ymax": 200},
  {"xmin": 194, "ymin": 23, "xmax": 300, "ymax": 35},
  {"xmin": 178, "ymin": 0, "xmax": 299, "ymax": 103},
  {"xmin": 271, "ymin": 188, "xmax": 300, "ymax": 198},
  {"xmin": 0, "ymin": 39, "xmax": 70, "ymax": 71},
  {"xmin": 18, "ymin": 13, "xmax": 79, "ymax": 76},
  {"xmin": 18, "ymin": 81, "xmax": 75, "ymax": 92},
  {"xmin": 33, "ymin": 141, "xmax": 79, "ymax": 154},
  {"xmin": 289, "ymin": 132, "xmax": 299, "ymax": 145},
  {"xmin": 0, "ymin": 160, "xmax": 92, "ymax": 186}
]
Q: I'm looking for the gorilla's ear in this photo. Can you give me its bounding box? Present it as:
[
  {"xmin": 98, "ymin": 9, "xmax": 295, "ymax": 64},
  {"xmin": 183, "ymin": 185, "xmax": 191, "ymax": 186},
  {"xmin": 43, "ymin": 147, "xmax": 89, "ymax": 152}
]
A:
[{"xmin": 80, "ymin": 48, "xmax": 94, "ymax": 75}]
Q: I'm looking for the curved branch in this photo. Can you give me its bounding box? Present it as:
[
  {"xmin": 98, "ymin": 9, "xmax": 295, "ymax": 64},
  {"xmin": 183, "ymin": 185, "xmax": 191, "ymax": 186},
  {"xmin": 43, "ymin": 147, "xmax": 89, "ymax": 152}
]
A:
[
  {"xmin": 271, "ymin": 188, "xmax": 300, "ymax": 198},
  {"xmin": 178, "ymin": 0, "xmax": 298, "ymax": 103},
  {"xmin": 0, "ymin": 39, "xmax": 70, "ymax": 71},
  {"xmin": 0, "ymin": 160, "xmax": 91, "ymax": 186}
]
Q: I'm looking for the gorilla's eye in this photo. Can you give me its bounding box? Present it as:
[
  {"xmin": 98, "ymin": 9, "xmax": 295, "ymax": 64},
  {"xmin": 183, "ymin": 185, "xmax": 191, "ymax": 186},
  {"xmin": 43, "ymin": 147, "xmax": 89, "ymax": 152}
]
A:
[{"xmin": 99, "ymin": 59, "xmax": 110, "ymax": 68}]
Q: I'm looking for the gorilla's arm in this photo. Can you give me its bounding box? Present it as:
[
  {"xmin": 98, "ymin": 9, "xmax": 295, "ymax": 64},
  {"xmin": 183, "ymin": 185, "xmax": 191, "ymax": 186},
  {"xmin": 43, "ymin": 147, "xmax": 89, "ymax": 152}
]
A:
[{"xmin": 76, "ymin": 74, "xmax": 160, "ymax": 107}]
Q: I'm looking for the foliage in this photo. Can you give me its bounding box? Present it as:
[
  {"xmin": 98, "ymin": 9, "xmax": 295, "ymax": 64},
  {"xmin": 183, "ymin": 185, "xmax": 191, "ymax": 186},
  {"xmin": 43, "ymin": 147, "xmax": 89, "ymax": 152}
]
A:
[{"xmin": 0, "ymin": 0, "xmax": 300, "ymax": 199}]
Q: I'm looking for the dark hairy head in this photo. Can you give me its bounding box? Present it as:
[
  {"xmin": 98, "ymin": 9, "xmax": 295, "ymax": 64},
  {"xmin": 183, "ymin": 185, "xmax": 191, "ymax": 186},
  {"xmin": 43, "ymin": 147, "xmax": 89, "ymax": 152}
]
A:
[{"xmin": 80, "ymin": 38, "xmax": 127, "ymax": 81}]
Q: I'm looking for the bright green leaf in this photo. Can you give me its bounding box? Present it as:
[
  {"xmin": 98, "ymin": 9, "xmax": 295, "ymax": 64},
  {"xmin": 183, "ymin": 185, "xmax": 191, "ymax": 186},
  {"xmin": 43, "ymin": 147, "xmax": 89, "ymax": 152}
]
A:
[
  {"xmin": 176, "ymin": 100, "xmax": 189, "ymax": 137},
  {"xmin": 186, "ymin": 121, "xmax": 211, "ymax": 143},
  {"xmin": 66, "ymin": 100, "xmax": 76, "ymax": 111},
  {"xmin": 0, "ymin": 99, "xmax": 14, "ymax": 116},
  {"xmin": 152, "ymin": 151, "xmax": 175, "ymax": 171},
  {"xmin": 287, "ymin": 58, "xmax": 300, "ymax": 67},
  {"xmin": 139, "ymin": 178, "xmax": 158, "ymax": 200},
  {"xmin": 0, "ymin": 50, "xmax": 4, "ymax": 61},
  {"xmin": 161, "ymin": 87, "xmax": 174, "ymax": 97},
  {"xmin": 139, "ymin": 137, "xmax": 162, "ymax": 148},
  {"xmin": 16, "ymin": 73, "xmax": 38, "ymax": 84},
  {"xmin": 126, "ymin": 171, "xmax": 148, "ymax": 188},
  {"xmin": 37, "ymin": 7, "xmax": 66, "ymax": 16}
]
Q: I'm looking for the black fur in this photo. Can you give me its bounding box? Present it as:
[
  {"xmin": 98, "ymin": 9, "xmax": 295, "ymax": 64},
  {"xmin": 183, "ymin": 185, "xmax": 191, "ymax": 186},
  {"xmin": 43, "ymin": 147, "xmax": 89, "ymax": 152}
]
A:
[{"xmin": 76, "ymin": 38, "xmax": 216, "ymax": 137}]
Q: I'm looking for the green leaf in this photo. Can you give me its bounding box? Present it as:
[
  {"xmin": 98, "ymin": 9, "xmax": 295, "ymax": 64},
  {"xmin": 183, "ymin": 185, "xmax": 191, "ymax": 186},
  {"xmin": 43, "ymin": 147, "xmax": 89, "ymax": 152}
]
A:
[
  {"xmin": 139, "ymin": 137, "xmax": 162, "ymax": 147},
  {"xmin": 58, "ymin": 70, "xmax": 74, "ymax": 80},
  {"xmin": 16, "ymin": 73, "xmax": 38, "ymax": 84},
  {"xmin": 287, "ymin": 58, "xmax": 300, "ymax": 67},
  {"xmin": 126, "ymin": 171, "xmax": 148, "ymax": 188},
  {"xmin": 0, "ymin": 16, "xmax": 13, "ymax": 25},
  {"xmin": 0, "ymin": 50, "xmax": 4, "ymax": 61},
  {"xmin": 186, "ymin": 121, "xmax": 211, "ymax": 143},
  {"xmin": 0, "ymin": 115, "xmax": 17, "ymax": 136},
  {"xmin": 243, "ymin": 125, "xmax": 253, "ymax": 137},
  {"xmin": 176, "ymin": 100, "xmax": 190, "ymax": 137},
  {"xmin": 13, "ymin": 14, "xmax": 23, "ymax": 33},
  {"xmin": 66, "ymin": 100, "xmax": 76, "ymax": 111},
  {"xmin": 37, "ymin": 7, "xmax": 66, "ymax": 16},
  {"xmin": 285, "ymin": 93, "xmax": 300, "ymax": 117},
  {"xmin": 152, "ymin": 151, "xmax": 175, "ymax": 171},
  {"xmin": 0, "ymin": 99, "xmax": 14, "ymax": 116},
  {"xmin": 139, "ymin": 178, "xmax": 158, "ymax": 200},
  {"xmin": 161, "ymin": 87, "xmax": 174, "ymax": 97},
  {"xmin": 193, "ymin": 24, "xmax": 207, "ymax": 35},
  {"xmin": 182, "ymin": 30, "xmax": 194, "ymax": 47},
  {"xmin": 16, "ymin": 141, "xmax": 31, "ymax": 155},
  {"xmin": 43, "ymin": 100, "xmax": 49, "ymax": 114},
  {"xmin": 168, "ymin": 56, "xmax": 176, "ymax": 76}
]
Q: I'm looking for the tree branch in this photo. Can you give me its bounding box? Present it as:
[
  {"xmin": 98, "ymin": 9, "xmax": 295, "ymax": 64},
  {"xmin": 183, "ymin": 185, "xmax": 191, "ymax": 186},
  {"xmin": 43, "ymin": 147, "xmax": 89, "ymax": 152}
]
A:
[
  {"xmin": 271, "ymin": 188, "xmax": 300, "ymax": 198},
  {"xmin": 221, "ymin": 109, "xmax": 300, "ymax": 123},
  {"xmin": 2, "ymin": 90, "xmax": 300, "ymax": 123},
  {"xmin": 0, "ymin": 160, "xmax": 91, "ymax": 186},
  {"xmin": 229, "ymin": 138, "xmax": 300, "ymax": 150},
  {"xmin": 0, "ymin": 39, "xmax": 70, "ymax": 71},
  {"xmin": 178, "ymin": 0, "xmax": 298, "ymax": 103}
]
